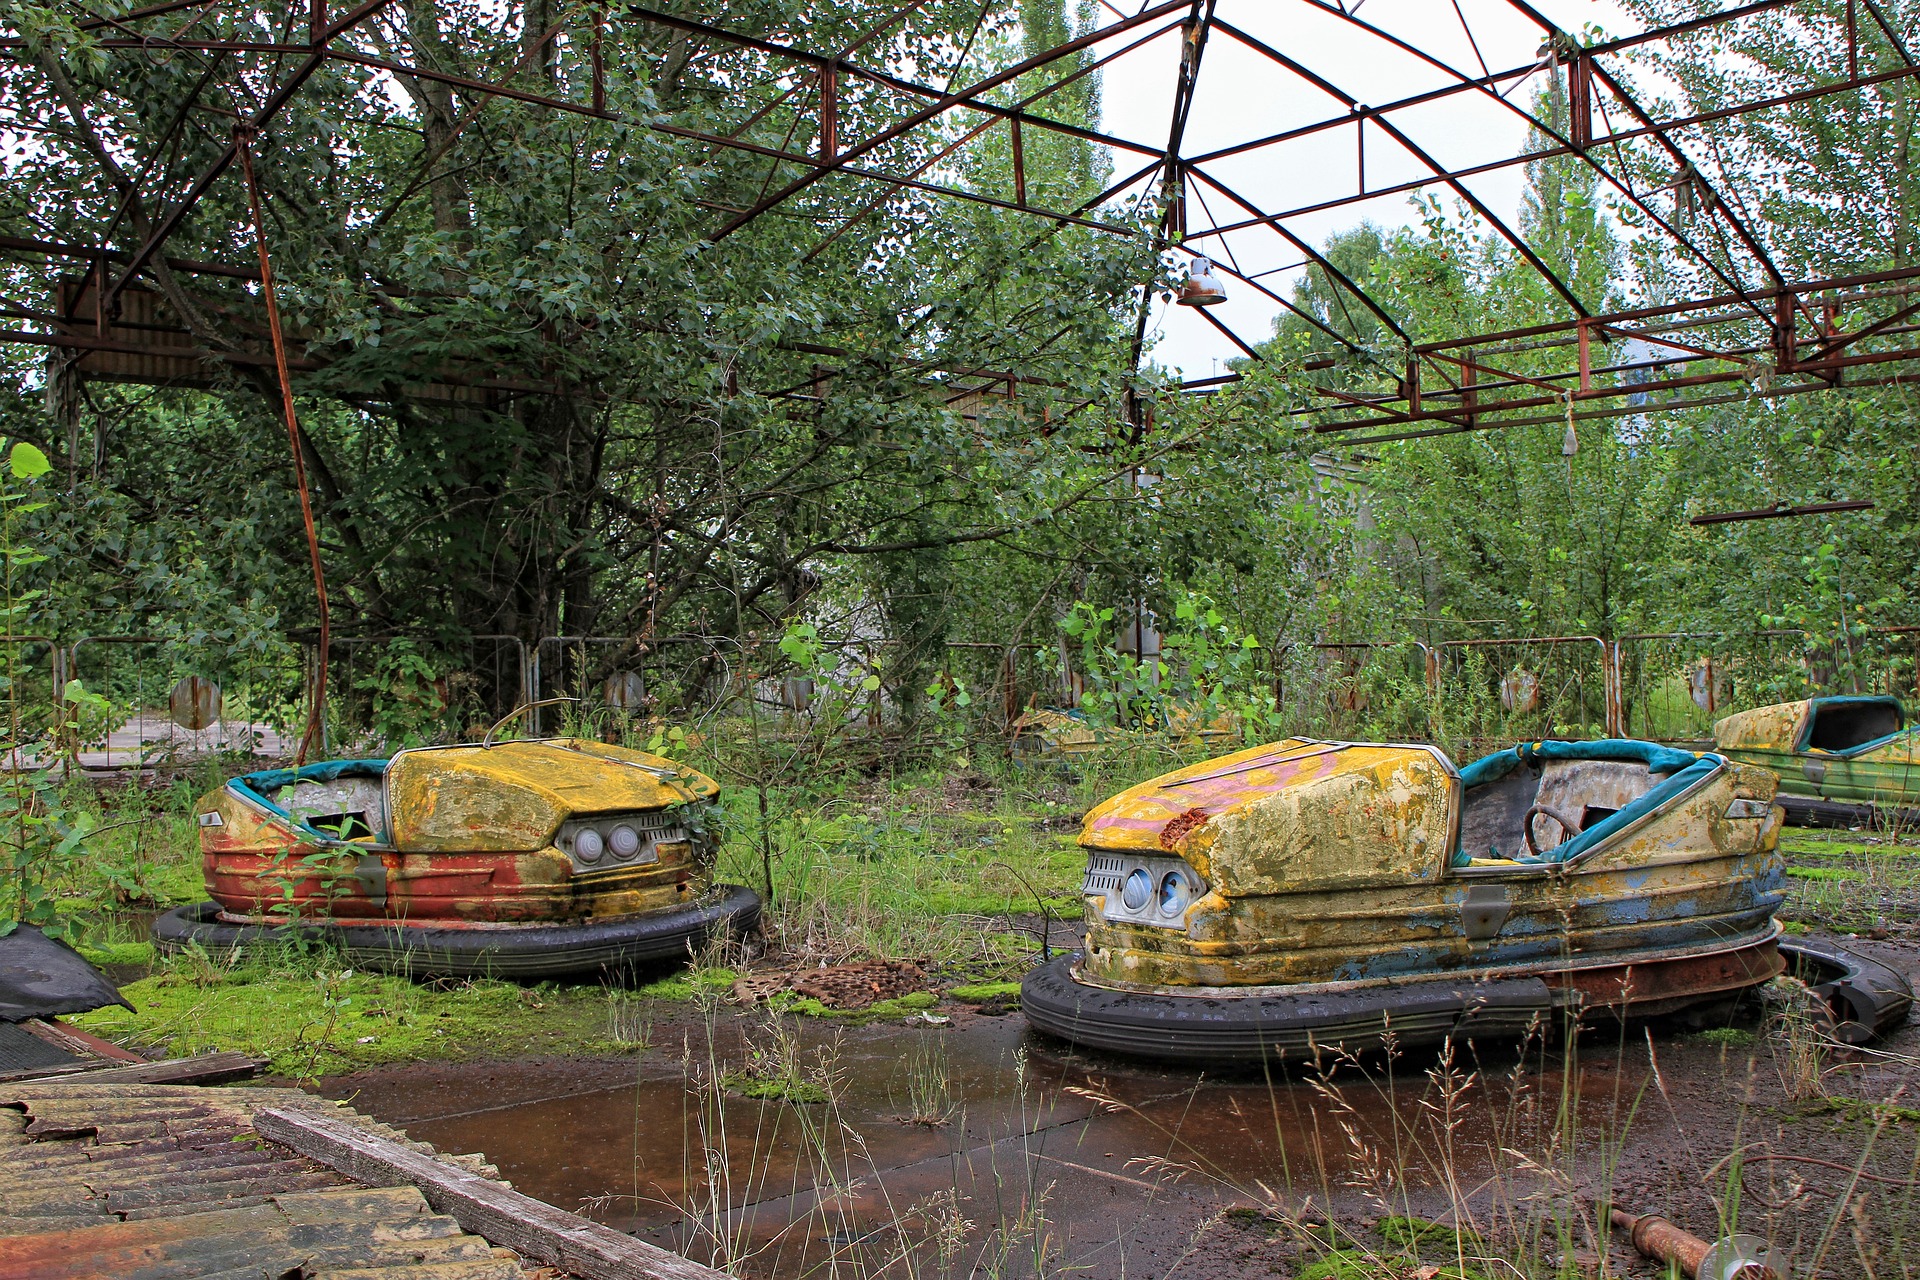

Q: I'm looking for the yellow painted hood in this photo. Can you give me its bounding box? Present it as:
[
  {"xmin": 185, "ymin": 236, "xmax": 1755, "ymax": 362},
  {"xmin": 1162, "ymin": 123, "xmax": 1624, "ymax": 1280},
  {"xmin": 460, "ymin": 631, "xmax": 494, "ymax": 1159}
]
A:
[
  {"xmin": 1080, "ymin": 739, "xmax": 1457, "ymax": 895},
  {"xmin": 1712, "ymin": 701, "xmax": 1810, "ymax": 752},
  {"xmin": 387, "ymin": 738, "xmax": 718, "ymax": 853}
]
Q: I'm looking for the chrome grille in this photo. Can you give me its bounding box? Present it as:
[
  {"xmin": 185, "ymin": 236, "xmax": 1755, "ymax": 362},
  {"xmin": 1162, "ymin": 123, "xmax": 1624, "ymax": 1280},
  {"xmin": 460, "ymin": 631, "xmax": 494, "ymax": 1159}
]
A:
[{"xmin": 1081, "ymin": 851, "xmax": 1125, "ymax": 897}]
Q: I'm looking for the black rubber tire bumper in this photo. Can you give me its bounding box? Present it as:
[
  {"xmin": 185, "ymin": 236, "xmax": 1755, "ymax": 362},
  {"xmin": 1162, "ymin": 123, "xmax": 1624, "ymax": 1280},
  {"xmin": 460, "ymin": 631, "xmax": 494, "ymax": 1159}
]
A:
[
  {"xmin": 1777, "ymin": 793, "xmax": 1920, "ymax": 829},
  {"xmin": 1778, "ymin": 936, "xmax": 1914, "ymax": 1043},
  {"xmin": 152, "ymin": 884, "xmax": 762, "ymax": 980},
  {"xmin": 1020, "ymin": 953, "xmax": 1554, "ymax": 1063}
]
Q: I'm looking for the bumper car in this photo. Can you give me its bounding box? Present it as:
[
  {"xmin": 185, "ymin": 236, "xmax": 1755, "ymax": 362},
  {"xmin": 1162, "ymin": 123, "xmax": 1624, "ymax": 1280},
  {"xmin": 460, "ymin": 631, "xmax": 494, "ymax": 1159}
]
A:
[
  {"xmin": 1712, "ymin": 696, "xmax": 1920, "ymax": 827},
  {"xmin": 1024, "ymin": 737, "xmax": 1836, "ymax": 1061},
  {"xmin": 154, "ymin": 738, "xmax": 759, "ymax": 978}
]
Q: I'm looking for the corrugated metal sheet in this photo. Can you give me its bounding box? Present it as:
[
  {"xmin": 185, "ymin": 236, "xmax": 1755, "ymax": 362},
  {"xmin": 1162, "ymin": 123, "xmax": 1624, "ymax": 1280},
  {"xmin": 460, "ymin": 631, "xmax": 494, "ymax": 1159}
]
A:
[{"xmin": 0, "ymin": 1082, "xmax": 531, "ymax": 1279}]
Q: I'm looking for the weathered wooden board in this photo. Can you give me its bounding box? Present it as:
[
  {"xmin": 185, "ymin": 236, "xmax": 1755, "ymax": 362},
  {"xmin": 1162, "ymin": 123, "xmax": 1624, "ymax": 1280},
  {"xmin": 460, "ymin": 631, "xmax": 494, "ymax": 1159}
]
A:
[{"xmin": 257, "ymin": 1105, "xmax": 726, "ymax": 1280}]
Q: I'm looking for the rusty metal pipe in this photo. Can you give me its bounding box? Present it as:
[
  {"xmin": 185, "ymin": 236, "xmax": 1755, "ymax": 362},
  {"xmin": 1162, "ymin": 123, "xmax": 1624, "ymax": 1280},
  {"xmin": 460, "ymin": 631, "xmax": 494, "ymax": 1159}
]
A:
[{"xmin": 1610, "ymin": 1210, "xmax": 1781, "ymax": 1280}]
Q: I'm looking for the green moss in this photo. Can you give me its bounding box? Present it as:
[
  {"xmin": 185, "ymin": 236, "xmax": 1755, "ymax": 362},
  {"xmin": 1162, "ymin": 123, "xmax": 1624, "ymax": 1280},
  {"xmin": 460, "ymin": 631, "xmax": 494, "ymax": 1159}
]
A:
[
  {"xmin": 631, "ymin": 967, "xmax": 738, "ymax": 1001},
  {"xmin": 78, "ymin": 940, "xmax": 155, "ymax": 967},
  {"xmin": 1694, "ymin": 1026, "xmax": 1756, "ymax": 1046},
  {"xmin": 948, "ymin": 981, "xmax": 1022, "ymax": 1002},
  {"xmin": 1376, "ymin": 1217, "xmax": 1475, "ymax": 1249},
  {"xmin": 1782, "ymin": 919, "xmax": 1811, "ymax": 935},
  {"xmin": 1294, "ymin": 1250, "xmax": 1393, "ymax": 1280},
  {"xmin": 721, "ymin": 1070, "xmax": 828, "ymax": 1104},
  {"xmin": 71, "ymin": 964, "xmax": 650, "ymax": 1076},
  {"xmin": 1786, "ymin": 866, "xmax": 1864, "ymax": 882}
]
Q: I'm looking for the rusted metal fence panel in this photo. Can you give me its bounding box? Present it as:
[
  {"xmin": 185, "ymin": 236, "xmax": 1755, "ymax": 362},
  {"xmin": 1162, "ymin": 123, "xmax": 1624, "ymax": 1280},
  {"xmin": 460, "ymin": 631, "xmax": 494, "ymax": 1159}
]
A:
[
  {"xmin": 1613, "ymin": 631, "xmax": 1808, "ymax": 743},
  {"xmin": 64, "ymin": 636, "xmax": 303, "ymax": 770},
  {"xmin": 1271, "ymin": 641, "xmax": 1434, "ymax": 742},
  {"xmin": 1428, "ymin": 636, "xmax": 1619, "ymax": 756}
]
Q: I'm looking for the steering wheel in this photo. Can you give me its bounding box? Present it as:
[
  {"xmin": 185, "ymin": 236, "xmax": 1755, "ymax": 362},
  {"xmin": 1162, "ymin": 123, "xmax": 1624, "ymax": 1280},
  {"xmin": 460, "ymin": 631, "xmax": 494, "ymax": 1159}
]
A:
[{"xmin": 1522, "ymin": 803, "xmax": 1584, "ymax": 858}]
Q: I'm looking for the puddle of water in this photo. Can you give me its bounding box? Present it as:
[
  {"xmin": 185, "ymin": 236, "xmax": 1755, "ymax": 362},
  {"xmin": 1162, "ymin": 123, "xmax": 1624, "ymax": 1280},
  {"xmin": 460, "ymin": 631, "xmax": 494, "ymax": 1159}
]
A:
[{"xmin": 323, "ymin": 1012, "xmax": 1684, "ymax": 1278}]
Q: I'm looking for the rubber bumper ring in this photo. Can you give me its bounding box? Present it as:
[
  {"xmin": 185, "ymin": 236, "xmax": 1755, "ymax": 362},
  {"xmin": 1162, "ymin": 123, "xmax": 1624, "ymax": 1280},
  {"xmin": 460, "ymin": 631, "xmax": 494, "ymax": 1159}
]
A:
[
  {"xmin": 1778, "ymin": 935, "xmax": 1914, "ymax": 1042},
  {"xmin": 153, "ymin": 884, "xmax": 762, "ymax": 980},
  {"xmin": 1019, "ymin": 952, "xmax": 1555, "ymax": 1063},
  {"xmin": 1777, "ymin": 794, "xmax": 1920, "ymax": 830}
]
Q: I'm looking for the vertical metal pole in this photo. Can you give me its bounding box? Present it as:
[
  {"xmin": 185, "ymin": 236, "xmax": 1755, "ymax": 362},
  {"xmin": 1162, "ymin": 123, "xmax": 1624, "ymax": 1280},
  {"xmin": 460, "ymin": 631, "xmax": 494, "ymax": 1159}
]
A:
[
  {"xmin": 591, "ymin": 3, "xmax": 605, "ymax": 113},
  {"xmin": 819, "ymin": 63, "xmax": 837, "ymax": 160},
  {"xmin": 1577, "ymin": 321, "xmax": 1591, "ymax": 391},
  {"xmin": 1462, "ymin": 357, "xmax": 1477, "ymax": 426},
  {"xmin": 1355, "ymin": 113, "xmax": 1364, "ymax": 194},
  {"xmin": 1776, "ymin": 288, "xmax": 1796, "ymax": 372},
  {"xmin": 237, "ymin": 128, "xmax": 329, "ymax": 767},
  {"xmin": 1011, "ymin": 118, "xmax": 1026, "ymax": 207},
  {"xmin": 1849, "ymin": 0, "xmax": 1859, "ymax": 80}
]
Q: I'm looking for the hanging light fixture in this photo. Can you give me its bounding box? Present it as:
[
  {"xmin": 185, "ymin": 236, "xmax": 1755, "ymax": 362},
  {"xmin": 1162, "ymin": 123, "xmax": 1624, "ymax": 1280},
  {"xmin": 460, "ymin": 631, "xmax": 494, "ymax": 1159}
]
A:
[{"xmin": 1177, "ymin": 255, "xmax": 1227, "ymax": 307}]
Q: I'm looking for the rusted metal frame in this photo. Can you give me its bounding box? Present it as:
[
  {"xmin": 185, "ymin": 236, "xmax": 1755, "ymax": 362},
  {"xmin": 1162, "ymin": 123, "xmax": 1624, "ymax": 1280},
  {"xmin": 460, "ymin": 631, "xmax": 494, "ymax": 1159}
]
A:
[
  {"xmin": 56, "ymin": 45, "xmax": 232, "ymax": 329},
  {"xmin": 1239, "ymin": 1, "xmax": 1770, "ymax": 311},
  {"xmin": 83, "ymin": 39, "xmax": 624, "ymax": 118},
  {"xmin": 1858, "ymin": 0, "xmax": 1916, "ymax": 67},
  {"xmin": 360, "ymin": 14, "xmax": 573, "ymax": 234},
  {"xmin": 1338, "ymin": 369, "xmax": 1920, "ymax": 448},
  {"xmin": 1577, "ymin": 57, "xmax": 1786, "ymax": 294},
  {"xmin": 712, "ymin": 0, "xmax": 953, "ymax": 152},
  {"xmin": 1692, "ymin": 499, "xmax": 1875, "ymax": 525},
  {"xmin": 1125, "ymin": 0, "xmax": 1213, "ymax": 393},
  {"xmin": 1193, "ymin": 58, "xmax": 1920, "ymax": 236},
  {"xmin": 700, "ymin": 0, "xmax": 1195, "ymax": 241},
  {"xmin": 1804, "ymin": 297, "xmax": 1920, "ymax": 360},
  {"xmin": 1416, "ymin": 262, "xmax": 1920, "ymax": 354},
  {"xmin": 98, "ymin": 0, "xmax": 403, "ymax": 318},
  {"xmin": 652, "ymin": 121, "xmax": 1132, "ymax": 233},
  {"xmin": 1184, "ymin": 165, "xmax": 1411, "ymax": 344},
  {"xmin": 820, "ymin": 61, "xmax": 837, "ymax": 159},
  {"xmin": 0, "ymin": 233, "xmax": 256, "ymax": 280},
  {"xmin": 72, "ymin": 0, "xmax": 230, "ymax": 31},
  {"xmin": 1205, "ymin": 19, "xmax": 1591, "ymax": 320},
  {"xmin": 236, "ymin": 129, "xmax": 327, "ymax": 766},
  {"xmin": 1318, "ymin": 342, "xmax": 1920, "ymax": 437},
  {"xmin": 1167, "ymin": 192, "xmax": 1386, "ymax": 365},
  {"xmin": 1189, "ymin": 302, "xmax": 1263, "ymax": 363},
  {"xmin": 1011, "ymin": 117, "xmax": 1025, "ymax": 206},
  {"xmin": 623, "ymin": 4, "xmax": 1160, "ymax": 160},
  {"xmin": 1595, "ymin": 321, "xmax": 1763, "ymax": 371},
  {"xmin": 802, "ymin": 23, "xmax": 1177, "ymax": 261}
]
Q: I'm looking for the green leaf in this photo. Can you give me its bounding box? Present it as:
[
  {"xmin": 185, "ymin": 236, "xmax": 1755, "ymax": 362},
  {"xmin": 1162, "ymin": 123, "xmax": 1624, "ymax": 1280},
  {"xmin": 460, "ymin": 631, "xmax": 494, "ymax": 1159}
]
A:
[{"xmin": 7, "ymin": 443, "xmax": 49, "ymax": 478}]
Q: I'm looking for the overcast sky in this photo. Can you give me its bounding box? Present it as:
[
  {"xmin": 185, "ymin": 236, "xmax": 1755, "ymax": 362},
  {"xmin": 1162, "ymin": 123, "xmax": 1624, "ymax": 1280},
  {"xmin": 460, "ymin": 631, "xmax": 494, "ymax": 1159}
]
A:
[{"xmin": 1070, "ymin": 0, "xmax": 1637, "ymax": 377}]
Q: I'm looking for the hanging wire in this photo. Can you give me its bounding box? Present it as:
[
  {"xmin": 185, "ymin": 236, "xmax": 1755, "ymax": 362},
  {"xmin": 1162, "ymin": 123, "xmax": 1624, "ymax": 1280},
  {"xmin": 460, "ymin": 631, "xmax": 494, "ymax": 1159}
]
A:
[{"xmin": 236, "ymin": 127, "xmax": 330, "ymax": 766}]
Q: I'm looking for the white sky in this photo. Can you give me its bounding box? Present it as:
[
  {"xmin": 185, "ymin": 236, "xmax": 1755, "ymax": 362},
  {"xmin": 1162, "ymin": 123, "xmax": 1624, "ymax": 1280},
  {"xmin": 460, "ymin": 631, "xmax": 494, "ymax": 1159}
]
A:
[{"xmin": 1070, "ymin": 0, "xmax": 1637, "ymax": 377}]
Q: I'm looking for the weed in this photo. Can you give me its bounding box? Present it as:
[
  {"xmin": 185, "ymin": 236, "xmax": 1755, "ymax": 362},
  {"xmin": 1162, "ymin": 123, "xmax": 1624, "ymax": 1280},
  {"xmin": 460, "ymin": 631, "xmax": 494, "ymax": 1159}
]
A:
[{"xmin": 899, "ymin": 1033, "xmax": 956, "ymax": 1126}]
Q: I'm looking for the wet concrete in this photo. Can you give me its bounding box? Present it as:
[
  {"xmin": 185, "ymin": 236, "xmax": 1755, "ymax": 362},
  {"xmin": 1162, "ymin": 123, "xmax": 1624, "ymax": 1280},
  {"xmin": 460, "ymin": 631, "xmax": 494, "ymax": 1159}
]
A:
[{"xmin": 318, "ymin": 1003, "xmax": 1724, "ymax": 1278}]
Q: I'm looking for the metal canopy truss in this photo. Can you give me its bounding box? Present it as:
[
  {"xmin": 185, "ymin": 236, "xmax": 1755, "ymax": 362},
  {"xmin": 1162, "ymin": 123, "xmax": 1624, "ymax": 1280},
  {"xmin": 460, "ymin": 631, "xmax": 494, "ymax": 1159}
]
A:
[{"xmin": 3, "ymin": 0, "xmax": 1918, "ymax": 434}]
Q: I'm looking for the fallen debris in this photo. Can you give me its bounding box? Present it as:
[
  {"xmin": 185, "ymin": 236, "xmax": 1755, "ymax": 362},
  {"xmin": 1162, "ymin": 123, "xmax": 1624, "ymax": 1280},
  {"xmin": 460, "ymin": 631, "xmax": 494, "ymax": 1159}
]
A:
[{"xmin": 733, "ymin": 960, "xmax": 929, "ymax": 1009}]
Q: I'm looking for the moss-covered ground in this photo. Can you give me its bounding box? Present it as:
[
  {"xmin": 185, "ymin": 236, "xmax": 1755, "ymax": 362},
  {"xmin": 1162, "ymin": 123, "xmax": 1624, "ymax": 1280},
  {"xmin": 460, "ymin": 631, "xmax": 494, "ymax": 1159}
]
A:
[{"xmin": 1776, "ymin": 824, "xmax": 1920, "ymax": 933}]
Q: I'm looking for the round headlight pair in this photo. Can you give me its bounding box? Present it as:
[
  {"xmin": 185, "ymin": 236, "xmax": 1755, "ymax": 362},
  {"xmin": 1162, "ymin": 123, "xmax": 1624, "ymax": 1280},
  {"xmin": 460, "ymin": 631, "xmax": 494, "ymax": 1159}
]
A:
[
  {"xmin": 574, "ymin": 823, "xmax": 644, "ymax": 865},
  {"xmin": 1119, "ymin": 867, "xmax": 1192, "ymax": 918}
]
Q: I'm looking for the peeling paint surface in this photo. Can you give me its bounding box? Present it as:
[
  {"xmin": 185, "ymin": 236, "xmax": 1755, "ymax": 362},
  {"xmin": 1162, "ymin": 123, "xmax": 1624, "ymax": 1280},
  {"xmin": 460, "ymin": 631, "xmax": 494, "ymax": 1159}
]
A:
[
  {"xmin": 1714, "ymin": 699, "xmax": 1920, "ymax": 806},
  {"xmin": 1077, "ymin": 741, "xmax": 1785, "ymax": 992},
  {"xmin": 198, "ymin": 740, "xmax": 719, "ymax": 926}
]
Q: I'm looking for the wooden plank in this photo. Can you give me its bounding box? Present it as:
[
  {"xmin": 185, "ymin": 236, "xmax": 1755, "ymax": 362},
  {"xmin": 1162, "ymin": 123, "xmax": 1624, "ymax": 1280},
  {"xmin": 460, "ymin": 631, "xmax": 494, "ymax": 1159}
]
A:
[
  {"xmin": 9, "ymin": 1052, "xmax": 260, "ymax": 1087},
  {"xmin": 254, "ymin": 1106, "xmax": 726, "ymax": 1280}
]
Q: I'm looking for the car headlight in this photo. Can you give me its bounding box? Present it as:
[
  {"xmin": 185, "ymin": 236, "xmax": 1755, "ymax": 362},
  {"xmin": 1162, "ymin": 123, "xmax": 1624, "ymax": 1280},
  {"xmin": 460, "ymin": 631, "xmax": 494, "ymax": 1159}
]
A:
[
  {"xmin": 609, "ymin": 824, "xmax": 642, "ymax": 860},
  {"xmin": 1086, "ymin": 852, "xmax": 1207, "ymax": 928},
  {"xmin": 1158, "ymin": 870, "xmax": 1190, "ymax": 918},
  {"xmin": 574, "ymin": 828, "xmax": 605, "ymax": 864}
]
